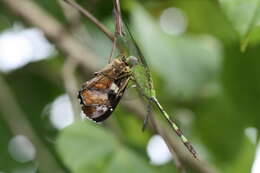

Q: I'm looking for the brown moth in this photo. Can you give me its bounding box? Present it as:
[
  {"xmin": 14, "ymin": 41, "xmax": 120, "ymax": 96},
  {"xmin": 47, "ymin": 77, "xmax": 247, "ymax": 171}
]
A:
[{"xmin": 78, "ymin": 57, "xmax": 133, "ymax": 122}]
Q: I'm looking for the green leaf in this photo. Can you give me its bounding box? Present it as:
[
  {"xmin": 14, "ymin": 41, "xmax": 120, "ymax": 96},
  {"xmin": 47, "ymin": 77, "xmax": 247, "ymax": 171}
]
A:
[
  {"xmin": 130, "ymin": 3, "xmax": 221, "ymax": 99},
  {"xmin": 56, "ymin": 122, "xmax": 157, "ymax": 173},
  {"xmin": 225, "ymin": 135, "xmax": 256, "ymax": 173},
  {"xmin": 175, "ymin": 0, "xmax": 236, "ymax": 42},
  {"xmin": 194, "ymin": 94, "xmax": 244, "ymax": 163},
  {"xmin": 219, "ymin": 0, "xmax": 260, "ymax": 51},
  {"xmin": 105, "ymin": 149, "xmax": 155, "ymax": 173},
  {"xmin": 222, "ymin": 44, "xmax": 260, "ymax": 130}
]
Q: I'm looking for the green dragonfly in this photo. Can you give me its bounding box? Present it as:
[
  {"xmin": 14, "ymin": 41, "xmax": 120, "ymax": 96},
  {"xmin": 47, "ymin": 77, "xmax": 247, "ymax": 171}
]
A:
[{"xmin": 112, "ymin": 0, "xmax": 196, "ymax": 158}]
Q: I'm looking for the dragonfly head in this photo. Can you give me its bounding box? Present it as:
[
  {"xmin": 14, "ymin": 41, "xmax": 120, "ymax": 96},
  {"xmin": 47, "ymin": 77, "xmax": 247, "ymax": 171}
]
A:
[{"xmin": 127, "ymin": 56, "xmax": 138, "ymax": 67}]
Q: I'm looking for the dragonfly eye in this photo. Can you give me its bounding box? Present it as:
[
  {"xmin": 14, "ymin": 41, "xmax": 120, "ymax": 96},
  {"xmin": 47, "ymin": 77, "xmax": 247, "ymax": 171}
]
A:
[{"xmin": 128, "ymin": 56, "xmax": 138, "ymax": 67}]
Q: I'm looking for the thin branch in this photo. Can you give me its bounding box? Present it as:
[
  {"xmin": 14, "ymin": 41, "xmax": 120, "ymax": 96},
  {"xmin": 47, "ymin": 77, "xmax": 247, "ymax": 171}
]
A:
[
  {"xmin": 113, "ymin": 0, "xmax": 124, "ymax": 36},
  {"xmin": 0, "ymin": 75, "xmax": 66, "ymax": 173},
  {"xmin": 1, "ymin": 0, "xmax": 219, "ymax": 173}
]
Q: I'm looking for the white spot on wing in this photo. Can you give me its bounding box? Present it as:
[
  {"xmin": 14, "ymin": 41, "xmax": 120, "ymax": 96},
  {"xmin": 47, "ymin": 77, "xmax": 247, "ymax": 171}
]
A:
[
  {"xmin": 110, "ymin": 83, "xmax": 119, "ymax": 92},
  {"xmin": 92, "ymin": 105, "xmax": 108, "ymax": 118}
]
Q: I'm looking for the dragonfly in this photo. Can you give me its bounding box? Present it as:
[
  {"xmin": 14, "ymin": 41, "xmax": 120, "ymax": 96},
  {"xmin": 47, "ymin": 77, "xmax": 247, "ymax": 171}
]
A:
[{"xmin": 64, "ymin": 0, "xmax": 197, "ymax": 158}]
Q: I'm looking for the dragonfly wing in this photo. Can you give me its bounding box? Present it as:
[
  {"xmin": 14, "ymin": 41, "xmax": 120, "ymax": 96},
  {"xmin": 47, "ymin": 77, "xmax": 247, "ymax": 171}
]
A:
[{"xmin": 116, "ymin": 22, "xmax": 155, "ymax": 98}]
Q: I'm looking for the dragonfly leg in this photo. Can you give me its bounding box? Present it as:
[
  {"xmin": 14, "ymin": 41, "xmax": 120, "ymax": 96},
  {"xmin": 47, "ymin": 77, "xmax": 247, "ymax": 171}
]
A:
[
  {"xmin": 116, "ymin": 77, "xmax": 130, "ymax": 97},
  {"xmin": 108, "ymin": 37, "xmax": 117, "ymax": 63},
  {"xmin": 129, "ymin": 77, "xmax": 153, "ymax": 131},
  {"xmin": 116, "ymin": 72, "xmax": 131, "ymax": 80},
  {"xmin": 142, "ymin": 103, "xmax": 152, "ymax": 131}
]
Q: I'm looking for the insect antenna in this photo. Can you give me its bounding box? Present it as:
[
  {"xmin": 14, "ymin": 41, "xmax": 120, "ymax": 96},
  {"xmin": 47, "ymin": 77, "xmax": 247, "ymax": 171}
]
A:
[{"xmin": 150, "ymin": 97, "xmax": 197, "ymax": 159}]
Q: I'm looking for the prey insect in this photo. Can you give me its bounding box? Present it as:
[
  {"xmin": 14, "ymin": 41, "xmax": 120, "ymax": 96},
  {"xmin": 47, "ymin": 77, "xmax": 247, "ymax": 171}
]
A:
[
  {"xmin": 65, "ymin": 0, "xmax": 197, "ymax": 159},
  {"xmin": 78, "ymin": 56, "xmax": 135, "ymax": 122}
]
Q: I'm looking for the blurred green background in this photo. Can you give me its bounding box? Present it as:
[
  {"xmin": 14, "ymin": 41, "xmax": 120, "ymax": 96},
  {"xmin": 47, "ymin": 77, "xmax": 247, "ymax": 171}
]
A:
[{"xmin": 0, "ymin": 0, "xmax": 260, "ymax": 173}]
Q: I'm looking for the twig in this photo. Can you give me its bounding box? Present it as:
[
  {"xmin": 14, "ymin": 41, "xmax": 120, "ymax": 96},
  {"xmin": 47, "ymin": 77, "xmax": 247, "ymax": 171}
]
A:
[
  {"xmin": 0, "ymin": 75, "xmax": 66, "ymax": 173},
  {"xmin": 113, "ymin": 0, "xmax": 124, "ymax": 36},
  {"xmin": 1, "ymin": 0, "xmax": 219, "ymax": 172}
]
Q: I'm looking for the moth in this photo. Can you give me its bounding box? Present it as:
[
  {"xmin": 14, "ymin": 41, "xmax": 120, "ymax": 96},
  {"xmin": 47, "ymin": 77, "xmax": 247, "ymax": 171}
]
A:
[{"xmin": 78, "ymin": 56, "xmax": 137, "ymax": 122}]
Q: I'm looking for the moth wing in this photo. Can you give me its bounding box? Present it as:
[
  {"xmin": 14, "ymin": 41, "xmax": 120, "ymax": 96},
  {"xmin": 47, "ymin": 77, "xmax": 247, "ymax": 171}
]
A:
[{"xmin": 91, "ymin": 78, "xmax": 129, "ymax": 122}]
